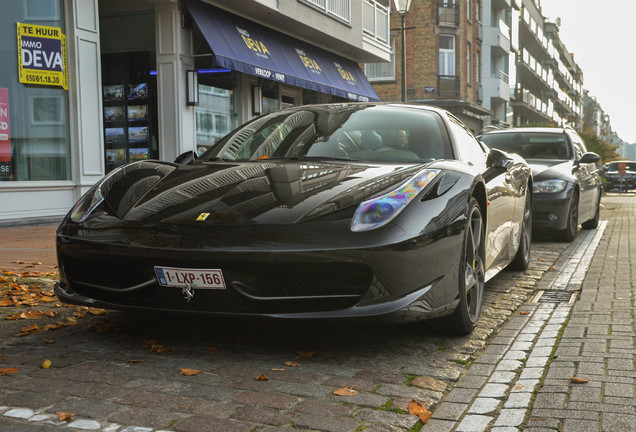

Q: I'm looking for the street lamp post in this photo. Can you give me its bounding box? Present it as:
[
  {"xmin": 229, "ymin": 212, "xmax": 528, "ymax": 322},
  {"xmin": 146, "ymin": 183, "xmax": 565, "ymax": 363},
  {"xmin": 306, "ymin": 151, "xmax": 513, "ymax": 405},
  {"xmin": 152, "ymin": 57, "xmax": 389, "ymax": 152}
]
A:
[{"xmin": 393, "ymin": 0, "xmax": 413, "ymax": 103}]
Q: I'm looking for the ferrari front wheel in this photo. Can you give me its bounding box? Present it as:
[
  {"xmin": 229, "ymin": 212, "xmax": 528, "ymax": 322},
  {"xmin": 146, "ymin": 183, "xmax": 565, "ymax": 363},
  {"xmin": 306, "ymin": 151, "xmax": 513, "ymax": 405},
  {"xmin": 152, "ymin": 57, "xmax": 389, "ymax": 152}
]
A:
[{"xmin": 445, "ymin": 197, "xmax": 485, "ymax": 335}]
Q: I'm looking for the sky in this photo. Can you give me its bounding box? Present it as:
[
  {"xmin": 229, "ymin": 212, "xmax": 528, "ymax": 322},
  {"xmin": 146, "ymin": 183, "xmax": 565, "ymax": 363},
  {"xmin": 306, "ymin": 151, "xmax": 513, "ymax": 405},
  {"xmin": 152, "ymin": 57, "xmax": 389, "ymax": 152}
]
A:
[{"xmin": 539, "ymin": 0, "xmax": 636, "ymax": 143}]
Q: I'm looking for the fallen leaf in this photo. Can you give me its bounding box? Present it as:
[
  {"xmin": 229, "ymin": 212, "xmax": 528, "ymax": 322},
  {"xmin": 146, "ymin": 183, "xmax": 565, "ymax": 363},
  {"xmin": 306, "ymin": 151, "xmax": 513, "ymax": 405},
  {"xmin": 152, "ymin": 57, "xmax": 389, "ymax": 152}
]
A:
[
  {"xmin": 271, "ymin": 368, "xmax": 285, "ymax": 371},
  {"xmin": 255, "ymin": 374, "xmax": 268, "ymax": 381},
  {"xmin": 206, "ymin": 347, "xmax": 218, "ymax": 352},
  {"xmin": 151, "ymin": 344, "xmax": 175, "ymax": 353},
  {"xmin": 0, "ymin": 368, "xmax": 19, "ymax": 375},
  {"xmin": 13, "ymin": 260, "xmax": 28, "ymax": 264},
  {"xmin": 41, "ymin": 337, "xmax": 55, "ymax": 344},
  {"xmin": 570, "ymin": 376, "xmax": 589, "ymax": 384},
  {"xmin": 179, "ymin": 368, "xmax": 202, "ymax": 376},
  {"xmin": 128, "ymin": 360, "xmax": 144, "ymax": 364},
  {"xmin": 42, "ymin": 359, "xmax": 52, "ymax": 369},
  {"xmin": 296, "ymin": 351, "xmax": 315, "ymax": 358},
  {"xmin": 57, "ymin": 412, "xmax": 75, "ymax": 421},
  {"xmin": 88, "ymin": 307, "xmax": 108, "ymax": 315},
  {"xmin": 548, "ymin": 266, "xmax": 555, "ymax": 271},
  {"xmin": 1, "ymin": 271, "xmax": 16, "ymax": 276},
  {"xmin": 408, "ymin": 400, "xmax": 432, "ymax": 423},
  {"xmin": 519, "ymin": 311, "xmax": 530, "ymax": 315},
  {"xmin": 284, "ymin": 361, "xmax": 301, "ymax": 367},
  {"xmin": 538, "ymin": 257, "xmax": 545, "ymax": 261},
  {"xmin": 16, "ymin": 324, "xmax": 40, "ymax": 336},
  {"xmin": 0, "ymin": 298, "xmax": 14, "ymax": 307},
  {"xmin": 333, "ymin": 387, "xmax": 358, "ymax": 396}
]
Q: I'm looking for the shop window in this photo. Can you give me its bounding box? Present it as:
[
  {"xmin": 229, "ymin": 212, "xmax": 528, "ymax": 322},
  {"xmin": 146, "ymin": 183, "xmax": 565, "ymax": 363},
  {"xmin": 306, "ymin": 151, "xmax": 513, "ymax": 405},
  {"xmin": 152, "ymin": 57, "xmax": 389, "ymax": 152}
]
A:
[
  {"xmin": 195, "ymin": 83, "xmax": 235, "ymax": 153},
  {"xmin": 1, "ymin": 0, "xmax": 70, "ymax": 182}
]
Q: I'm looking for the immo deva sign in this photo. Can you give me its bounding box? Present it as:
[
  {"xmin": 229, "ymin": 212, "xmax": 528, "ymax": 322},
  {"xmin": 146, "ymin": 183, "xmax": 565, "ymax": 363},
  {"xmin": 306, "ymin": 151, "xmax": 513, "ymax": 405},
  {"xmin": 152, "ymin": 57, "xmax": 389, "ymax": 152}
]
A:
[{"xmin": 16, "ymin": 22, "xmax": 68, "ymax": 90}]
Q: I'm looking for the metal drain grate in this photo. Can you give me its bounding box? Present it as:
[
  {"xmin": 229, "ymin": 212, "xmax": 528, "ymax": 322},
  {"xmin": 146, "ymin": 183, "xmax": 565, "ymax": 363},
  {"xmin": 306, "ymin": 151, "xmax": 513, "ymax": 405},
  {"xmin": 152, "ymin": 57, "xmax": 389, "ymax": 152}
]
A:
[{"xmin": 532, "ymin": 290, "xmax": 578, "ymax": 304}]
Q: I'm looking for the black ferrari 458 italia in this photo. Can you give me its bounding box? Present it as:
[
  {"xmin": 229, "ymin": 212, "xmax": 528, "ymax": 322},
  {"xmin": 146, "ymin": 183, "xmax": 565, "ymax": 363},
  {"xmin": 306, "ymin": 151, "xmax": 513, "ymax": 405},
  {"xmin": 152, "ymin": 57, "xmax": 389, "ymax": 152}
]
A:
[{"xmin": 56, "ymin": 103, "xmax": 532, "ymax": 334}]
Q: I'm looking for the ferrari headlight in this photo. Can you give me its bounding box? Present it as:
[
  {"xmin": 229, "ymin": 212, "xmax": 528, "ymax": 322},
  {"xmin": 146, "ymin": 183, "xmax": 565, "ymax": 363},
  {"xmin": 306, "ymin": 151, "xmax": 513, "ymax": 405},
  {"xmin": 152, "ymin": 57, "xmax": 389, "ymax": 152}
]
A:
[
  {"xmin": 351, "ymin": 169, "xmax": 440, "ymax": 232},
  {"xmin": 70, "ymin": 185, "xmax": 104, "ymax": 223},
  {"xmin": 533, "ymin": 179, "xmax": 568, "ymax": 194}
]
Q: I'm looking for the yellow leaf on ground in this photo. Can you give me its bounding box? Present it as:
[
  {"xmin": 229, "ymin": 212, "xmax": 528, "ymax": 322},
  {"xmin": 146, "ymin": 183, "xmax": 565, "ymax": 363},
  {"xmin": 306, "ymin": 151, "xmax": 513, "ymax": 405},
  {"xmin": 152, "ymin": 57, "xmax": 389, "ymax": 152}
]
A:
[
  {"xmin": 0, "ymin": 368, "xmax": 19, "ymax": 375},
  {"xmin": 19, "ymin": 324, "xmax": 40, "ymax": 334},
  {"xmin": 570, "ymin": 376, "xmax": 589, "ymax": 384},
  {"xmin": 333, "ymin": 387, "xmax": 358, "ymax": 396},
  {"xmin": 42, "ymin": 359, "xmax": 52, "ymax": 369},
  {"xmin": 41, "ymin": 337, "xmax": 55, "ymax": 344},
  {"xmin": 0, "ymin": 298, "xmax": 15, "ymax": 307},
  {"xmin": 151, "ymin": 344, "xmax": 175, "ymax": 353},
  {"xmin": 408, "ymin": 400, "xmax": 432, "ymax": 423},
  {"xmin": 271, "ymin": 368, "xmax": 285, "ymax": 371},
  {"xmin": 179, "ymin": 368, "xmax": 202, "ymax": 376},
  {"xmin": 296, "ymin": 351, "xmax": 315, "ymax": 358},
  {"xmin": 255, "ymin": 374, "xmax": 268, "ymax": 381},
  {"xmin": 284, "ymin": 361, "xmax": 301, "ymax": 367},
  {"xmin": 57, "ymin": 412, "xmax": 75, "ymax": 421},
  {"xmin": 88, "ymin": 307, "xmax": 108, "ymax": 315}
]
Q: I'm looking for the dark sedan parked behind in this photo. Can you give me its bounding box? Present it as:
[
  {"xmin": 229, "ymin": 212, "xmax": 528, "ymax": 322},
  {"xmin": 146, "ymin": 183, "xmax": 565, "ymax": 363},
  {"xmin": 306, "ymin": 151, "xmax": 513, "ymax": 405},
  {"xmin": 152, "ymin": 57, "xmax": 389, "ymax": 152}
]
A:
[
  {"xmin": 56, "ymin": 103, "xmax": 532, "ymax": 334},
  {"xmin": 479, "ymin": 127, "xmax": 601, "ymax": 242},
  {"xmin": 603, "ymin": 160, "xmax": 636, "ymax": 192}
]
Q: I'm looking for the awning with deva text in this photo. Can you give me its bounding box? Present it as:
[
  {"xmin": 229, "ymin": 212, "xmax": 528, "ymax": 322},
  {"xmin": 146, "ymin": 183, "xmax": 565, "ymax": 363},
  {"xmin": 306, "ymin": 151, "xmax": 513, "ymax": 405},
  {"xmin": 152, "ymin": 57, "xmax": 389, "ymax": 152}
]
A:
[{"xmin": 185, "ymin": 0, "xmax": 380, "ymax": 102}]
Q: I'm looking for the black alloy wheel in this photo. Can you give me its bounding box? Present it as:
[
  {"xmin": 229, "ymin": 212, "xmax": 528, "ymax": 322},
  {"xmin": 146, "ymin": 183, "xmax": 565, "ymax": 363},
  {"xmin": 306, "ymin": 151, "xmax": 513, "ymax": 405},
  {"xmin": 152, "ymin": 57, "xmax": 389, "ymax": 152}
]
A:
[
  {"xmin": 581, "ymin": 193, "xmax": 601, "ymax": 230},
  {"xmin": 508, "ymin": 186, "xmax": 532, "ymax": 271},
  {"xmin": 559, "ymin": 189, "xmax": 579, "ymax": 242},
  {"xmin": 445, "ymin": 197, "xmax": 485, "ymax": 335}
]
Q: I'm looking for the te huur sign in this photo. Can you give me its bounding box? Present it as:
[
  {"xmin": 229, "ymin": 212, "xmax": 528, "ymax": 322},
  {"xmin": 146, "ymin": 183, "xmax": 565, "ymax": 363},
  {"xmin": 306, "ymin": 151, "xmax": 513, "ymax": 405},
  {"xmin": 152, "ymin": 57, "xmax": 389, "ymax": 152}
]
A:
[{"xmin": 17, "ymin": 22, "xmax": 68, "ymax": 90}]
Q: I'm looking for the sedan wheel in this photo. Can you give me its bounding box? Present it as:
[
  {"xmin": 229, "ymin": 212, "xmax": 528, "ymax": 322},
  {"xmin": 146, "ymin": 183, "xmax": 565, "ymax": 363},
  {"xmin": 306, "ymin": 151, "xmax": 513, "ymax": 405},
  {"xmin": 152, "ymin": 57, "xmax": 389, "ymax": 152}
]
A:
[
  {"xmin": 559, "ymin": 190, "xmax": 579, "ymax": 242},
  {"xmin": 445, "ymin": 198, "xmax": 485, "ymax": 335},
  {"xmin": 508, "ymin": 187, "xmax": 532, "ymax": 271},
  {"xmin": 581, "ymin": 194, "xmax": 601, "ymax": 230}
]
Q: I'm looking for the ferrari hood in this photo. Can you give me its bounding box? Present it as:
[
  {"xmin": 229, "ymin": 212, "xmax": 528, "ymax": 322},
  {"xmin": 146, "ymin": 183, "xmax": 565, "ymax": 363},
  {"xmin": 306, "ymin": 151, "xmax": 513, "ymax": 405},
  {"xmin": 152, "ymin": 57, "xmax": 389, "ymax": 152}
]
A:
[
  {"xmin": 526, "ymin": 159, "xmax": 574, "ymax": 182},
  {"xmin": 105, "ymin": 160, "xmax": 425, "ymax": 225}
]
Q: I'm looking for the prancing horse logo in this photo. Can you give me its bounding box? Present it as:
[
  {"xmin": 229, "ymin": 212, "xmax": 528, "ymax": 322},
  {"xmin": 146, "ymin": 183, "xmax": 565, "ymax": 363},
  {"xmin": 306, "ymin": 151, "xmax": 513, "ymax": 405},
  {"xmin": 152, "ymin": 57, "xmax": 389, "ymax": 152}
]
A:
[{"xmin": 181, "ymin": 283, "xmax": 194, "ymax": 301}]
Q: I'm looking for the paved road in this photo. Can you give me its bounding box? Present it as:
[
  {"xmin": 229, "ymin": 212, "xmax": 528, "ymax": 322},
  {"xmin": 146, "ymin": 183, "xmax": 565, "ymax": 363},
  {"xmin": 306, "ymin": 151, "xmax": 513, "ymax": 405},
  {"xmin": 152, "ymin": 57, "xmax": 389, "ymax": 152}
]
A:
[{"xmin": 1, "ymin": 193, "xmax": 625, "ymax": 431}]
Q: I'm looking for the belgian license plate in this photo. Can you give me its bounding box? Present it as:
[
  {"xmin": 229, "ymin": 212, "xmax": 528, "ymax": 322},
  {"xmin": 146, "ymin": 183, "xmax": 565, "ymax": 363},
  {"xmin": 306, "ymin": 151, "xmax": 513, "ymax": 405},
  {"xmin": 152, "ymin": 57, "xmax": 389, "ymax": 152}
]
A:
[{"xmin": 154, "ymin": 266, "xmax": 226, "ymax": 289}]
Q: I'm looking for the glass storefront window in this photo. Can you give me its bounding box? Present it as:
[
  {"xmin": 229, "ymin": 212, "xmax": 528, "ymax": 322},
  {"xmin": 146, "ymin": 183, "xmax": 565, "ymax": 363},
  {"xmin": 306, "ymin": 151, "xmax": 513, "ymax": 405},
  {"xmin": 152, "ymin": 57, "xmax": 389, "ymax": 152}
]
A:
[{"xmin": 0, "ymin": 0, "xmax": 70, "ymax": 182}]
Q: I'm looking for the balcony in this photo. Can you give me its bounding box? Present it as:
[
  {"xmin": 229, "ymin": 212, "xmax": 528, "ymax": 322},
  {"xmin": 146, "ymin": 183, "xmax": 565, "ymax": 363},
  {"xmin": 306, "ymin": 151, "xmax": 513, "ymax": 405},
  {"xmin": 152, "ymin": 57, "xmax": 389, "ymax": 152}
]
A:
[
  {"xmin": 362, "ymin": 0, "xmax": 389, "ymax": 43},
  {"xmin": 492, "ymin": 0, "xmax": 511, "ymax": 8},
  {"xmin": 437, "ymin": 1, "xmax": 459, "ymax": 27},
  {"xmin": 437, "ymin": 75, "xmax": 460, "ymax": 97},
  {"xmin": 484, "ymin": 20, "xmax": 511, "ymax": 56},
  {"xmin": 483, "ymin": 70, "xmax": 510, "ymax": 103}
]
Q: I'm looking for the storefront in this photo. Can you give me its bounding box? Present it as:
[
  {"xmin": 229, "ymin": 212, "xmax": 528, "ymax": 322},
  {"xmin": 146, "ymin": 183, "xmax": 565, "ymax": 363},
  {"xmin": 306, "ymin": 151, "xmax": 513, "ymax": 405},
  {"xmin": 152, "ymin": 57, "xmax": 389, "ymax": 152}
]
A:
[{"xmin": 0, "ymin": 0, "xmax": 380, "ymax": 223}]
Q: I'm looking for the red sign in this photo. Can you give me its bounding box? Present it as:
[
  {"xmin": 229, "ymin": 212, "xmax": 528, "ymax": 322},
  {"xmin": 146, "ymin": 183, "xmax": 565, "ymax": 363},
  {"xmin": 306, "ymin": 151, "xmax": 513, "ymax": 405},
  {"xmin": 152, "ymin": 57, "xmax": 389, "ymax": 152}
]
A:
[
  {"xmin": 0, "ymin": 88, "xmax": 11, "ymax": 178},
  {"xmin": 618, "ymin": 162, "xmax": 627, "ymax": 175}
]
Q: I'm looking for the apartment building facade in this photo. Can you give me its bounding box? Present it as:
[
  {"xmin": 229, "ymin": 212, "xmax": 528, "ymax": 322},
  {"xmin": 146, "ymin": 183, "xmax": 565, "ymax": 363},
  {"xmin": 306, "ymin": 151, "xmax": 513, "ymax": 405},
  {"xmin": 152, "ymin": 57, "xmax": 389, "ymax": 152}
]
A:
[
  {"xmin": 367, "ymin": 0, "xmax": 491, "ymax": 132},
  {"xmin": 0, "ymin": 0, "xmax": 390, "ymax": 222},
  {"xmin": 509, "ymin": 0, "xmax": 583, "ymax": 129}
]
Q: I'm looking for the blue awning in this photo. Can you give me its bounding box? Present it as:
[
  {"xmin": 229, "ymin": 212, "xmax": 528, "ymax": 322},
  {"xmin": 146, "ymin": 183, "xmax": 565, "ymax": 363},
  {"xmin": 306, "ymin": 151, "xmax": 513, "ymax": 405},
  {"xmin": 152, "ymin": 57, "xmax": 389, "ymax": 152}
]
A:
[{"xmin": 185, "ymin": 0, "xmax": 380, "ymax": 102}]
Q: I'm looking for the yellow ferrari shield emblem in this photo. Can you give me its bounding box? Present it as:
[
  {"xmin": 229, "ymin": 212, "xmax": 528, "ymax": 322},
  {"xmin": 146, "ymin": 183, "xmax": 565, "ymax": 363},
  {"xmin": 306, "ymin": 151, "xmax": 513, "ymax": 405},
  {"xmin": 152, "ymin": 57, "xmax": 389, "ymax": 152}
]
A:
[{"xmin": 196, "ymin": 213, "xmax": 210, "ymax": 221}]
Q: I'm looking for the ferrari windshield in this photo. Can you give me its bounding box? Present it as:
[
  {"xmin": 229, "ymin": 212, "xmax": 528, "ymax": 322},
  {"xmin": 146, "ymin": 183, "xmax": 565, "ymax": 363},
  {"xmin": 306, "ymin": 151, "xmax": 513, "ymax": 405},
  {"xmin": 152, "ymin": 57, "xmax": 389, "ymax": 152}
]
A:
[
  {"xmin": 198, "ymin": 105, "xmax": 453, "ymax": 163},
  {"xmin": 480, "ymin": 132, "xmax": 573, "ymax": 160}
]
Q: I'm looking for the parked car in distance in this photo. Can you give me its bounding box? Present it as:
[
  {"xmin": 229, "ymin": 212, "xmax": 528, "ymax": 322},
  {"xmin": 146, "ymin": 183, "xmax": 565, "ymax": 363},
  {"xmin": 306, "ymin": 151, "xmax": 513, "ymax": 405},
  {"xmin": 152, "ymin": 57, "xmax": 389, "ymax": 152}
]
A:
[
  {"xmin": 603, "ymin": 160, "xmax": 636, "ymax": 191},
  {"xmin": 478, "ymin": 127, "xmax": 601, "ymax": 242},
  {"xmin": 56, "ymin": 103, "xmax": 532, "ymax": 335}
]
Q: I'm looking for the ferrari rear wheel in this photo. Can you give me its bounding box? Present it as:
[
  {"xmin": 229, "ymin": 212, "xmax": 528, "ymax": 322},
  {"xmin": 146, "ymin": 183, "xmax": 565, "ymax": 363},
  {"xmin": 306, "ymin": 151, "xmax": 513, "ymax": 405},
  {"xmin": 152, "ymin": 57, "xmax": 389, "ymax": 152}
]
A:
[{"xmin": 445, "ymin": 197, "xmax": 485, "ymax": 335}]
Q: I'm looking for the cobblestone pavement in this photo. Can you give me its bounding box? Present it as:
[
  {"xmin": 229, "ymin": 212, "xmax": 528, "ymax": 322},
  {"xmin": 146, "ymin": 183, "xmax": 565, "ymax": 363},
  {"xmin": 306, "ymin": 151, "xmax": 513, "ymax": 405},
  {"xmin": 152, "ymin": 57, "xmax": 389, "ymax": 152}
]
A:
[
  {"xmin": 0, "ymin": 202, "xmax": 588, "ymax": 431},
  {"xmin": 422, "ymin": 193, "xmax": 636, "ymax": 432}
]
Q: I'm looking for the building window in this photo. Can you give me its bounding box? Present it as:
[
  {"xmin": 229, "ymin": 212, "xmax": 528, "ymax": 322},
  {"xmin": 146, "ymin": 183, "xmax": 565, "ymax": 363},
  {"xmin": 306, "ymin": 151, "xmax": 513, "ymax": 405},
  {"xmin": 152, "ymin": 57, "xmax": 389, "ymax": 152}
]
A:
[
  {"xmin": 467, "ymin": 41, "xmax": 471, "ymax": 83},
  {"xmin": 1, "ymin": 0, "xmax": 70, "ymax": 182},
  {"xmin": 365, "ymin": 37, "xmax": 395, "ymax": 81},
  {"xmin": 300, "ymin": 0, "xmax": 351, "ymax": 23},
  {"xmin": 439, "ymin": 35, "xmax": 456, "ymax": 76}
]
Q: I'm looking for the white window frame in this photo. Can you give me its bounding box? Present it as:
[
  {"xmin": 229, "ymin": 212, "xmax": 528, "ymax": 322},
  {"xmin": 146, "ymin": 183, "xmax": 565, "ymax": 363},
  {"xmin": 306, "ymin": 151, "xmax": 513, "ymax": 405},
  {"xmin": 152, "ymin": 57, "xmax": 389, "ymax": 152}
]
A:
[
  {"xmin": 365, "ymin": 36, "xmax": 396, "ymax": 81},
  {"xmin": 439, "ymin": 35, "xmax": 456, "ymax": 76}
]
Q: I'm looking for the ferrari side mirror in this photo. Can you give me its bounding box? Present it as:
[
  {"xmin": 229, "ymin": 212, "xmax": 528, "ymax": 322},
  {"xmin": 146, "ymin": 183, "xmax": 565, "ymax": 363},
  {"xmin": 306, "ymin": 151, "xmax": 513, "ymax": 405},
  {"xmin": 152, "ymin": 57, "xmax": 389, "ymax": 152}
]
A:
[{"xmin": 174, "ymin": 150, "xmax": 197, "ymax": 165}]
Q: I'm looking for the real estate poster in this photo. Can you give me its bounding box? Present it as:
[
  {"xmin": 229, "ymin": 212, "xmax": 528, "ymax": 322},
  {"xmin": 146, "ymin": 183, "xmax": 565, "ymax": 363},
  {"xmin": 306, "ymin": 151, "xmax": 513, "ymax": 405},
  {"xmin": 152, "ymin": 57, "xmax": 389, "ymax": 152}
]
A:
[
  {"xmin": 0, "ymin": 88, "xmax": 11, "ymax": 178},
  {"xmin": 16, "ymin": 22, "xmax": 68, "ymax": 90}
]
